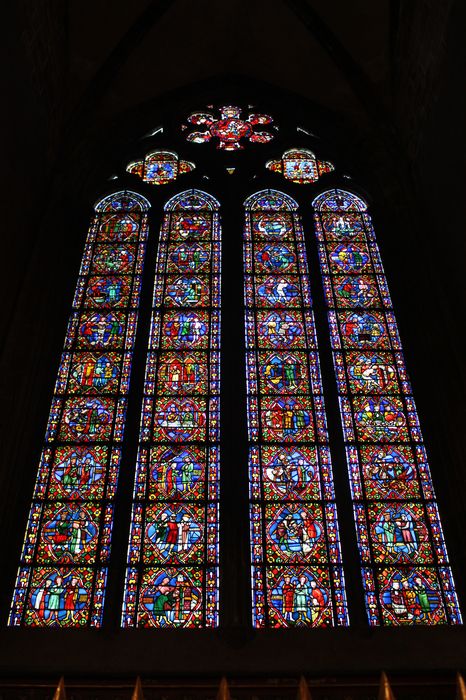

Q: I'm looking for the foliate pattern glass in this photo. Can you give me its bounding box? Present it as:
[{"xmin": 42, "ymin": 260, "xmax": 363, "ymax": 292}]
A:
[
  {"xmin": 9, "ymin": 191, "xmax": 150, "ymax": 627},
  {"xmin": 122, "ymin": 190, "xmax": 220, "ymax": 628},
  {"xmin": 266, "ymin": 148, "xmax": 334, "ymax": 185},
  {"xmin": 127, "ymin": 150, "xmax": 195, "ymax": 186},
  {"xmin": 244, "ymin": 189, "xmax": 348, "ymax": 628},
  {"xmin": 313, "ymin": 188, "xmax": 462, "ymax": 626}
]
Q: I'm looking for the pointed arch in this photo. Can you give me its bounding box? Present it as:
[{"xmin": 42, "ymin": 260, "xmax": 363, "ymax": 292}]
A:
[
  {"xmin": 122, "ymin": 188, "xmax": 221, "ymax": 628},
  {"xmin": 312, "ymin": 187, "xmax": 462, "ymax": 626},
  {"xmin": 9, "ymin": 190, "xmax": 151, "ymax": 627},
  {"xmin": 244, "ymin": 188, "xmax": 348, "ymax": 627}
]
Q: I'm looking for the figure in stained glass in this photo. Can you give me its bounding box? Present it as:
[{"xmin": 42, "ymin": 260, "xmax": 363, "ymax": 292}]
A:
[
  {"xmin": 161, "ymin": 311, "xmax": 208, "ymax": 348},
  {"xmin": 253, "ymin": 212, "xmax": 293, "ymax": 238},
  {"xmin": 266, "ymin": 503, "xmax": 324, "ymax": 561},
  {"xmin": 145, "ymin": 504, "xmax": 203, "ymax": 563},
  {"xmin": 259, "ymin": 352, "xmax": 307, "ymax": 393},
  {"xmin": 379, "ymin": 568, "xmax": 446, "ymax": 625},
  {"xmin": 60, "ymin": 397, "xmax": 114, "ymax": 442},
  {"xmin": 172, "ymin": 213, "xmax": 211, "ymax": 239},
  {"xmin": 127, "ymin": 150, "xmax": 195, "ymax": 186},
  {"xmin": 360, "ymin": 445, "xmax": 419, "ymax": 500},
  {"xmin": 137, "ymin": 568, "xmax": 202, "ymax": 627},
  {"xmin": 369, "ymin": 503, "xmax": 430, "ymax": 563},
  {"xmin": 158, "ymin": 353, "xmax": 207, "ymax": 394},
  {"xmin": 257, "ymin": 311, "xmax": 304, "ymax": 348},
  {"xmin": 267, "ymin": 567, "xmax": 331, "ymax": 627},
  {"xmin": 51, "ymin": 446, "xmax": 106, "ymax": 498},
  {"xmin": 77, "ymin": 311, "xmax": 125, "ymax": 349},
  {"xmin": 255, "ymin": 243, "xmax": 296, "ymax": 273},
  {"xmin": 262, "ymin": 447, "xmax": 319, "ymax": 500},
  {"xmin": 91, "ymin": 245, "xmax": 135, "ymax": 274},
  {"xmin": 262, "ymin": 397, "xmax": 313, "ymax": 442},
  {"xmin": 328, "ymin": 242, "xmax": 370, "ymax": 273},
  {"xmin": 85, "ymin": 276, "xmax": 129, "ymax": 308},
  {"xmin": 346, "ymin": 352, "xmax": 397, "ymax": 393},
  {"xmin": 154, "ymin": 397, "xmax": 206, "ymax": 442},
  {"xmin": 98, "ymin": 214, "xmax": 139, "ymax": 242},
  {"xmin": 169, "ymin": 243, "xmax": 210, "ymax": 272},
  {"xmin": 164, "ymin": 275, "xmax": 209, "ymax": 306},
  {"xmin": 149, "ymin": 447, "xmax": 204, "ymax": 499},
  {"xmin": 26, "ymin": 569, "xmax": 91, "ymax": 627},
  {"xmin": 39, "ymin": 504, "xmax": 99, "ymax": 563},
  {"xmin": 256, "ymin": 276, "xmax": 300, "ymax": 307},
  {"xmin": 322, "ymin": 213, "xmax": 364, "ymax": 240},
  {"xmin": 334, "ymin": 276, "xmax": 378, "ymax": 307},
  {"xmin": 69, "ymin": 353, "xmax": 120, "ymax": 393},
  {"xmin": 353, "ymin": 396, "xmax": 408, "ymax": 442},
  {"xmin": 339, "ymin": 311, "xmax": 388, "ymax": 349}
]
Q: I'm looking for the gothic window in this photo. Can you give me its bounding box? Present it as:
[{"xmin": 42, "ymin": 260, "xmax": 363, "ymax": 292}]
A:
[
  {"xmin": 313, "ymin": 189, "xmax": 462, "ymax": 626},
  {"xmin": 9, "ymin": 191, "xmax": 150, "ymax": 627},
  {"xmin": 9, "ymin": 104, "xmax": 462, "ymax": 633},
  {"xmin": 122, "ymin": 190, "xmax": 221, "ymax": 628},
  {"xmin": 244, "ymin": 190, "xmax": 348, "ymax": 628}
]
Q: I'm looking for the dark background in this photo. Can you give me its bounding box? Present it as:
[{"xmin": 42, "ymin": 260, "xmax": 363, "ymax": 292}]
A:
[{"xmin": 1, "ymin": 0, "xmax": 465, "ymax": 686}]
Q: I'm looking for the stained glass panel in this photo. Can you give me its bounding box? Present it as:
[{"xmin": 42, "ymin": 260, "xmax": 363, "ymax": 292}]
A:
[
  {"xmin": 313, "ymin": 188, "xmax": 462, "ymax": 626},
  {"xmin": 245, "ymin": 189, "xmax": 348, "ymax": 628},
  {"xmin": 127, "ymin": 150, "xmax": 195, "ymax": 186},
  {"xmin": 266, "ymin": 148, "xmax": 334, "ymax": 185},
  {"xmin": 122, "ymin": 189, "xmax": 220, "ymax": 628},
  {"xmin": 183, "ymin": 106, "xmax": 274, "ymax": 150},
  {"xmin": 9, "ymin": 191, "xmax": 150, "ymax": 627}
]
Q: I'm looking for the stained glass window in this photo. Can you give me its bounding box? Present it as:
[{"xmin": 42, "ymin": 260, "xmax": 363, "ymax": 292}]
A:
[
  {"xmin": 122, "ymin": 189, "xmax": 220, "ymax": 628},
  {"xmin": 244, "ymin": 189, "xmax": 348, "ymax": 628},
  {"xmin": 266, "ymin": 149, "xmax": 334, "ymax": 185},
  {"xmin": 9, "ymin": 191, "xmax": 150, "ymax": 627},
  {"xmin": 127, "ymin": 150, "xmax": 195, "ymax": 186},
  {"xmin": 183, "ymin": 106, "xmax": 274, "ymax": 150},
  {"xmin": 313, "ymin": 188, "xmax": 462, "ymax": 626}
]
